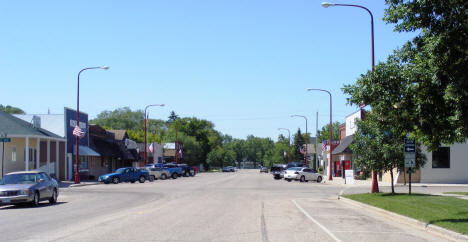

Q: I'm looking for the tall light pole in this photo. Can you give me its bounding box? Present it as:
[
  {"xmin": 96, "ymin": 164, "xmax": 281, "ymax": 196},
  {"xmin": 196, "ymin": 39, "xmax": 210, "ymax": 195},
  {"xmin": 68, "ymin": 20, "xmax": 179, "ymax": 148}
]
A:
[
  {"xmin": 278, "ymin": 128, "xmax": 291, "ymax": 163},
  {"xmin": 322, "ymin": 2, "xmax": 378, "ymax": 192},
  {"xmin": 144, "ymin": 104, "xmax": 165, "ymax": 164},
  {"xmin": 75, "ymin": 66, "xmax": 109, "ymax": 184},
  {"xmin": 307, "ymin": 88, "xmax": 333, "ymax": 181},
  {"xmin": 291, "ymin": 115, "xmax": 308, "ymax": 167}
]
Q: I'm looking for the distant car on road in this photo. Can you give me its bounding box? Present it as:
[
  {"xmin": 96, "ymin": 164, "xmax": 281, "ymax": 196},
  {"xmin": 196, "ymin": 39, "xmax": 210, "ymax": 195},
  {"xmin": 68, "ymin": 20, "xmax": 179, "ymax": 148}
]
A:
[
  {"xmin": 283, "ymin": 167, "xmax": 322, "ymax": 183},
  {"xmin": 98, "ymin": 167, "xmax": 150, "ymax": 184},
  {"xmin": 260, "ymin": 166, "xmax": 268, "ymax": 173},
  {"xmin": 222, "ymin": 166, "xmax": 235, "ymax": 172},
  {"xmin": 142, "ymin": 167, "xmax": 170, "ymax": 181},
  {"xmin": 271, "ymin": 164, "xmax": 287, "ymax": 179},
  {"xmin": 0, "ymin": 170, "xmax": 58, "ymax": 206}
]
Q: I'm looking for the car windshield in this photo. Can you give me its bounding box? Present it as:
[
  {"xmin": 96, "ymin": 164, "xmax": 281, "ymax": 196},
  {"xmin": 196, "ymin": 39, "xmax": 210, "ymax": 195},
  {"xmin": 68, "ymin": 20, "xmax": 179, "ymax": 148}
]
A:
[
  {"xmin": 0, "ymin": 173, "xmax": 37, "ymax": 185},
  {"xmin": 115, "ymin": 168, "xmax": 126, "ymax": 174}
]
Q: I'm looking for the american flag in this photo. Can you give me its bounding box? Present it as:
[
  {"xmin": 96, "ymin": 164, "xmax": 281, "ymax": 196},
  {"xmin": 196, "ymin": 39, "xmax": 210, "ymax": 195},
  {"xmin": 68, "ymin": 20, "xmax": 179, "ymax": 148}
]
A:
[
  {"xmin": 73, "ymin": 125, "xmax": 85, "ymax": 138},
  {"xmin": 148, "ymin": 143, "xmax": 154, "ymax": 153}
]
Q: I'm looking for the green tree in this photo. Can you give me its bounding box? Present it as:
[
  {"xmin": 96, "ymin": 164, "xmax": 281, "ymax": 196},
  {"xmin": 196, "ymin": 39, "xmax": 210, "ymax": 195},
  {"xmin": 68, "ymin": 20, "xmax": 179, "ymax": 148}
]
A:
[
  {"xmin": 0, "ymin": 105, "xmax": 25, "ymax": 114},
  {"xmin": 292, "ymin": 129, "xmax": 306, "ymax": 162},
  {"xmin": 317, "ymin": 122, "xmax": 340, "ymax": 143},
  {"xmin": 167, "ymin": 111, "xmax": 179, "ymax": 123},
  {"xmin": 345, "ymin": 0, "xmax": 468, "ymax": 150},
  {"xmin": 351, "ymin": 111, "xmax": 426, "ymax": 193}
]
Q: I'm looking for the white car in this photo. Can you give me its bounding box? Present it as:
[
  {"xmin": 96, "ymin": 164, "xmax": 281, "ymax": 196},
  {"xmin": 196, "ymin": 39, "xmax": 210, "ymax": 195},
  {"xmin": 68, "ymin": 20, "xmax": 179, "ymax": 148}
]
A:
[{"xmin": 283, "ymin": 167, "xmax": 322, "ymax": 183}]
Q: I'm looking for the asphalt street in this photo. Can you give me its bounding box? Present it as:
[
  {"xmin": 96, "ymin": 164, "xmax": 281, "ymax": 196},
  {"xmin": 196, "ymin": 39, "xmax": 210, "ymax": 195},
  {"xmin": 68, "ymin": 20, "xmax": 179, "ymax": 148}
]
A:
[{"xmin": 0, "ymin": 170, "xmax": 458, "ymax": 242}]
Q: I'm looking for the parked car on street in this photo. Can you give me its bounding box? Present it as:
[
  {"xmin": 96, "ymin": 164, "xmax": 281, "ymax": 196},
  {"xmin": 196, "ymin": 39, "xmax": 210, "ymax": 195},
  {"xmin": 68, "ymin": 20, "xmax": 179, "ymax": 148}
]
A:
[
  {"xmin": 283, "ymin": 167, "xmax": 322, "ymax": 183},
  {"xmin": 146, "ymin": 163, "xmax": 183, "ymax": 179},
  {"xmin": 260, "ymin": 166, "xmax": 268, "ymax": 173},
  {"xmin": 98, "ymin": 167, "xmax": 150, "ymax": 184},
  {"xmin": 178, "ymin": 164, "xmax": 195, "ymax": 177},
  {"xmin": 222, "ymin": 166, "xmax": 235, "ymax": 172},
  {"xmin": 0, "ymin": 170, "xmax": 58, "ymax": 206},
  {"xmin": 142, "ymin": 167, "xmax": 170, "ymax": 181},
  {"xmin": 271, "ymin": 164, "xmax": 287, "ymax": 179}
]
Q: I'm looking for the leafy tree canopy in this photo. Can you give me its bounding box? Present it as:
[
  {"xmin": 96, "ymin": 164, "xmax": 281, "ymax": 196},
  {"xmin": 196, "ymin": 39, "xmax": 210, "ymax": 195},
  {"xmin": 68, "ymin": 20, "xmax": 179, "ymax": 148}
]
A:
[
  {"xmin": 345, "ymin": 0, "xmax": 468, "ymax": 150},
  {"xmin": 0, "ymin": 105, "xmax": 25, "ymax": 114}
]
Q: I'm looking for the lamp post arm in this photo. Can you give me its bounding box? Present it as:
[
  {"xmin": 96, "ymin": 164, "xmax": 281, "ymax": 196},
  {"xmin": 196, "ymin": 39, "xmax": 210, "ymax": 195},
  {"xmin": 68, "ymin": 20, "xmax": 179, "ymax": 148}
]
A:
[{"xmin": 330, "ymin": 4, "xmax": 374, "ymax": 71}]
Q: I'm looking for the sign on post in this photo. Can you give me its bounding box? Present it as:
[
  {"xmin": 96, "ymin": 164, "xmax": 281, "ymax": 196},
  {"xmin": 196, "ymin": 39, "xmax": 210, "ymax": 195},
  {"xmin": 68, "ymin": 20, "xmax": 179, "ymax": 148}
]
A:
[
  {"xmin": 345, "ymin": 169, "xmax": 354, "ymax": 185},
  {"xmin": 0, "ymin": 138, "xmax": 11, "ymax": 142},
  {"xmin": 404, "ymin": 138, "xmax": 416, "ymax": 194}
]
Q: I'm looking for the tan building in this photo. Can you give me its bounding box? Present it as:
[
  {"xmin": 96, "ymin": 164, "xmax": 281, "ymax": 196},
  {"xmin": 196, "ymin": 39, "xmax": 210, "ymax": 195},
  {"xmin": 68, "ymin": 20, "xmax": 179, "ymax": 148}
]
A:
[{"xmin": 0, "ymin": 111, "xmax": 66, "ymax": 179}]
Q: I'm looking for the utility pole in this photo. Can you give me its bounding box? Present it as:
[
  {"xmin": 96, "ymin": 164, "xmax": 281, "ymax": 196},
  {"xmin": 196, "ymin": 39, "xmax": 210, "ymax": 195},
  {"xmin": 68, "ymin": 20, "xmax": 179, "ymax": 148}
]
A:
[{"xmin": 316, "ymin": 111, "xmax": 319, "ymax": 171}]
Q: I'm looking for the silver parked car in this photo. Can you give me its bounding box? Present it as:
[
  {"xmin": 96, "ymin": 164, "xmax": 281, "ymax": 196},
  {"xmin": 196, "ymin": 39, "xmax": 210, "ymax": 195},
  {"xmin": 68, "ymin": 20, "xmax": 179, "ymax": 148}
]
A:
[
  {"xmin": 0, "ymin": 170, "xmax": 58, "ymax": 206},
  {"xmin": 142, "ymin": 167, "xmax": 170, "ymax": 180},
  {"xmin": 283, "ymin": 167, "xmax": 323, "ymax": 183}
]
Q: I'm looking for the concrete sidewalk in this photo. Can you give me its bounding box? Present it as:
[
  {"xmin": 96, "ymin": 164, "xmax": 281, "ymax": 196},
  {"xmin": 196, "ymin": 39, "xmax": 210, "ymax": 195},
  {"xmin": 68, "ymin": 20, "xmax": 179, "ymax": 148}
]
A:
[{"xmin": 322, "ymin": 176, "xmax": 468, "ymax": 187}]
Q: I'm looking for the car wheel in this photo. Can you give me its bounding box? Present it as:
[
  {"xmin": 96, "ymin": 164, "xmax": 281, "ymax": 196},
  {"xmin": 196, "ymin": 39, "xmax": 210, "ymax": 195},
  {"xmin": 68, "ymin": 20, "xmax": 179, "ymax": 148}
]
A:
[
  {"xmin": 274, "ymin": 177, "xmax": 280, "ymax": 180},
  {"xmin": 171, "ymin": 173, "xmax": 178, "ymax": 179},
  {"xmin": 112, "ymin": 177, "xmax": 120, "ymax": 184},
  {"xmin": 161, "ymin": 174, "xmax": 167, "ymax": 180},
  {"xmin": 32, "ymin": 191, "xmax": 40, "ymax": 207},
  {"xmin": 149, "ymin": 175, "xmax": 155, "ymax": 182},
  {"xmin": 49, "ymin": 189, "xmax": 57, "ymax": 204},
  {"xmin": 190, "ymin": 171, "xmax": 195, "ymax": 176},
  {"xmin": 104, "ymin": 181, "xmax": 110, "ymax": 184},
  {"xmin": 139, "ymin": 176, "xmax": 146, "ymax": 183},
  {"xmin": 317, "ymin": 176, "xmax": 322, "ymax": 183},
  {"xmin": 300, "ymin": 176, "xmax": 306, "ymax": 182}
]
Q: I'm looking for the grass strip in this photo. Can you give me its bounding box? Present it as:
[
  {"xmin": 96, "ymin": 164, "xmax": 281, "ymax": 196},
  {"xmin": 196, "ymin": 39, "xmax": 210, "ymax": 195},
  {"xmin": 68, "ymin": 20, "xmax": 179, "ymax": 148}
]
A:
[{"xmin": 343, "ymin": 193, "xmax": 468, "ymax": 234}]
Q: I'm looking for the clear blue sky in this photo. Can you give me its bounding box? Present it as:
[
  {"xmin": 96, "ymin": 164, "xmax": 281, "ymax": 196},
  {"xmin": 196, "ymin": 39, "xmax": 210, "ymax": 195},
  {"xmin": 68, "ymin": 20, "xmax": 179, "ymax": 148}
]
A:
[{"xmin": 0, "ymin": 0, "xmax": 415, "ymax": 140}]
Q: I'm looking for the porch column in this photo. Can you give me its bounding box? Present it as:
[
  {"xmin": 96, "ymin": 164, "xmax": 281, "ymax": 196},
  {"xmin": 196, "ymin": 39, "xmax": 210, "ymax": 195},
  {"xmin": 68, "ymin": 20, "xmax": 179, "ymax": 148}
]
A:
[
  {"xmin": 36, "ymin": 138, "xmax": 40, "ymax": 169},
  {"xmin": 47, "ymin": 139, "xmax": 50, "ymax": 174},
  {"xmin": 56, "ymin": 140, "xmax": 59, "ymax": 178},
  {"xmin": 25, "ymin": 136, "xmax": 29, "ymax": 171}
]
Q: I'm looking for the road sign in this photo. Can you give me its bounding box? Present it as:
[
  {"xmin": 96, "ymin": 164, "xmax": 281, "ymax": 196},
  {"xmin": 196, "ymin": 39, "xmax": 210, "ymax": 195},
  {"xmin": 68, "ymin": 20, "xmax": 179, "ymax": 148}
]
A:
[
  {"xmin": 404, "ymin": 138, "xmax": 416, "ymax": 168},
  {"xmin": 0, "ymin": 138, "xmax": 11, "ymax": 142},
  {"xmin": 404, "ymin": 158, "xmax": 416, "ymax": 168},
  {"xmin": 404, "ymin": 138, "xmax": 415, "ymax": 153}
]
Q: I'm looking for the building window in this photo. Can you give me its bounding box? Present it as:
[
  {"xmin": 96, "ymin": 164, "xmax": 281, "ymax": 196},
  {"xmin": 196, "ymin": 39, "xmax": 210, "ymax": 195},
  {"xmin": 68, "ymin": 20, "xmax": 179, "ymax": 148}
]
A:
[
  {"xmin": 432, "ymin": 147, "xmax": 450, "ymax": 168},
  {"xmin": 11, "ymin": 146, "xmax": 16, "ymax": 162}
]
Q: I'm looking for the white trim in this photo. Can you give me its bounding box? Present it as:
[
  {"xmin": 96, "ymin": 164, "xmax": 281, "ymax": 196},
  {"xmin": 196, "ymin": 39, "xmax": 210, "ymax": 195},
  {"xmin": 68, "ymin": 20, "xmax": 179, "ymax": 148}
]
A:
[
  {"xmin": 47, "ymin": 139, "xmax": 50, "ymax": 175},
  {"xmin": 56, "ymin": 141, "xmax": 59, "ymax": 178},
  {"xmin": 25, "ymin": 137, "xmax": 29, "ymax": 171},
  {"xmin": 6, "ymin": 135, "xmax": 65, "ymax": 142},
  {"xmin": 36, "ymin": 138, "xmax": 40, "ymax": 169}
]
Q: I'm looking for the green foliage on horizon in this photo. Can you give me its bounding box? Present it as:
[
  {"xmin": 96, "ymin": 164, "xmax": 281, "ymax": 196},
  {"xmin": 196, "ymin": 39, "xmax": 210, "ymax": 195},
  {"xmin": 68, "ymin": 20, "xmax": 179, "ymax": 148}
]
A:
[{"xmin": 0, "ymin": 105, "xmax": 25, "ymax": 114}]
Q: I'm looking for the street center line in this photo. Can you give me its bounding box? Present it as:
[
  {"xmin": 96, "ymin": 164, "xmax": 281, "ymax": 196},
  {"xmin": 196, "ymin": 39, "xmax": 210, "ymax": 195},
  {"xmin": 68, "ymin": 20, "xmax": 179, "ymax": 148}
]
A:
[{"xmin": 292, "ymin": 200, "xmax": 342, "ymax": 242}]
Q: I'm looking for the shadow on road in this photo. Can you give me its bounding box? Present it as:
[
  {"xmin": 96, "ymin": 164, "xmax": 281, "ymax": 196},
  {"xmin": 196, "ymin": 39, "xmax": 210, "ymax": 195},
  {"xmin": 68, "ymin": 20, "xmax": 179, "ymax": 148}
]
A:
[{"xmin": 0, "ymin": 201, "xmax": 67, "ymax": 210}]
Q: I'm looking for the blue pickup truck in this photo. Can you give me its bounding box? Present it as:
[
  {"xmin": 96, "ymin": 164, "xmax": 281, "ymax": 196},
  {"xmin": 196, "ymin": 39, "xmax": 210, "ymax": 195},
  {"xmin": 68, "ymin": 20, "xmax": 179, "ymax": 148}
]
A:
[
  {"xmin": 98, "ymin": 167, "xmax": 150, "ymax": 184},
  {"xmin": 145, "ymin": 163, "xmax": 182, "ymax": 179}
]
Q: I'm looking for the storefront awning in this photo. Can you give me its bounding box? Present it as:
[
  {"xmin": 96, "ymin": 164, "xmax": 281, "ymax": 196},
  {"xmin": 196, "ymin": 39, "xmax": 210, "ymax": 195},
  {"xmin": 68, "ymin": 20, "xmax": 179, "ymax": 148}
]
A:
[
  {"xmin": 73, "ymin": 145, "xmax": 101, "ymax": 157},
  {"xmin": 332, "ymin": 135, "xmax": 353, "ymax": 155}
]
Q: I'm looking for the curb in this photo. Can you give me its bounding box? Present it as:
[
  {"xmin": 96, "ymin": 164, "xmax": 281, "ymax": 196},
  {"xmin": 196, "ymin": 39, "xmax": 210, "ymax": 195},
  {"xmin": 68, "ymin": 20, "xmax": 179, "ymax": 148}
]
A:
[
  {"xmin": 339, "ymin": 196, "xmax": 468, "ymax": 242},
  {"xmin": 67, "ymin": 182, "xmax": 100, "ymax": 188}
]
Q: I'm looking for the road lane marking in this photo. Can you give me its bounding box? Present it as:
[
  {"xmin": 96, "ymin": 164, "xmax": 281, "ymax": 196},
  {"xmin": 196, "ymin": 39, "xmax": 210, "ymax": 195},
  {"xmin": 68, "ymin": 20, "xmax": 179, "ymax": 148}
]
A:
[
  {"xmin": 261, "ymin": 201, "xmax": 269, "ymax": 242},
  {"xmin": 292, "ymin": 200, "xmax": 342, "ymax": 242}
]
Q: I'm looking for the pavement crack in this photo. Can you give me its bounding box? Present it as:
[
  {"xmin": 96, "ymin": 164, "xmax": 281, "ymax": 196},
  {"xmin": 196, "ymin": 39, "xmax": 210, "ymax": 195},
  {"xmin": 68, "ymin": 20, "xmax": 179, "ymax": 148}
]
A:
[{"xmin": 261, "ymin": 201, "xmax": 269, "ymax": 242}]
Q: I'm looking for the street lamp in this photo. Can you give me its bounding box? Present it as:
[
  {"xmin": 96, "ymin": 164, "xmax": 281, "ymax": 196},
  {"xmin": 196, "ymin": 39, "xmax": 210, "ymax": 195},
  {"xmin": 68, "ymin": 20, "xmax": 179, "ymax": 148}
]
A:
[
  {"xmin": 307, "ymin": 88, "xmax": 333, "ymax": 180},
  {"xmin": 144, "ymin": 104, "xmax": 165, "ymax": 164},
  {"xmin": 75, "ymin": 66, "xmax": 109, "ymax": 184},
  {"xmin": 291, "ymin": 115, "xmax": 309, "ymax": 167},
  {"xmin": 321, "ymin": 2, "xmax": 374, "ymax": 70},
  {"xmin": 278, "ymin": 128, "xmax": 291, "ymax": 163},
  {"xmin": 322, "ymin": 2, "xmax": 378, "ymax": 192}
]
